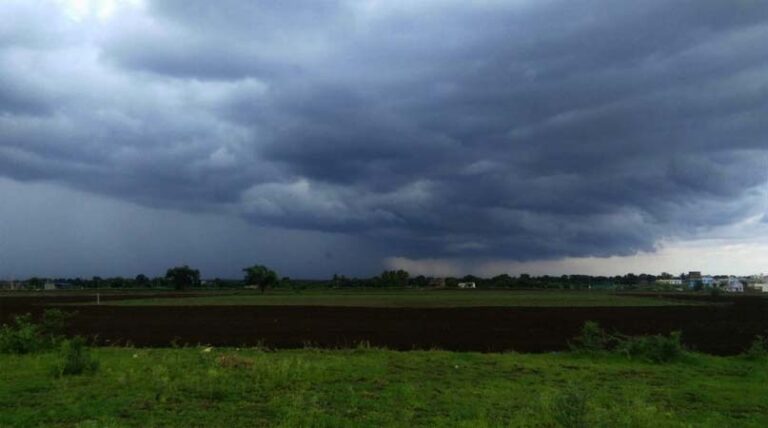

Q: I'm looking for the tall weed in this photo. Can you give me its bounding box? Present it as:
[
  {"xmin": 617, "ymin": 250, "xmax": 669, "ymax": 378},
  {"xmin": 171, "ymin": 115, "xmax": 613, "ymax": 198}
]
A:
[
  {"xmin": 52, "ymin": 337, "xmax": 99, "ymax": 376},
  {"xmin": 0, "ymin": 310, "xmax": 77, "ymax": 354},
  {"xmin": 569, "ymin": 321, "xmax": 610, "ymax": 352},
  {"xmin": 743, "ymin": 335, "xmax": 768, "ymax": 360},
  {"xmin": 0, "ymin": 314, "xmax": 44, "ymax": 354}
]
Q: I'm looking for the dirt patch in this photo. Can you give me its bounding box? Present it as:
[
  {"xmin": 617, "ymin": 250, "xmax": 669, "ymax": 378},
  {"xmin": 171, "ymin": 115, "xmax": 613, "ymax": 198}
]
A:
[{"xmin": 2, "ymin": 294, "xmax": 767, "ymax": 355}]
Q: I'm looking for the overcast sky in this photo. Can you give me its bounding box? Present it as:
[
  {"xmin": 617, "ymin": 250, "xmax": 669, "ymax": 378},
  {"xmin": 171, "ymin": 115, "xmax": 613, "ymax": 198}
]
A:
[{"xmin": 1, "ymin": 0, "xmax": 767, "ymax": 279}]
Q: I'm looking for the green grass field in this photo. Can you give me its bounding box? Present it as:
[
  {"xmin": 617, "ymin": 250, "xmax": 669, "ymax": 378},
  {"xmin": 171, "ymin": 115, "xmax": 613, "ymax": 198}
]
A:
[
  {"xmin": 103, "ymin": 290, "xmax": 700, "ymax": 308},
  {"xmin": 1, "ymin": 347, "xmax": 766, "ymax": 427}
]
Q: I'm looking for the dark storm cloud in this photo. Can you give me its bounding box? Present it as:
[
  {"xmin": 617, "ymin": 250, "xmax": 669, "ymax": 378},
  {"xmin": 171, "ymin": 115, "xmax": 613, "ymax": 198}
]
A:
[{"xmin": 1, "ymin": 0, "xmax": 767, "ymax": 265}]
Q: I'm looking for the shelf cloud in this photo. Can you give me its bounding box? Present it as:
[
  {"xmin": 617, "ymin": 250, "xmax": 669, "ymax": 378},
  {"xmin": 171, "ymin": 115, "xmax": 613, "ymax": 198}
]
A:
[{"xmin": 1, "ymin": 0, "xmax": 767, "ymax": 276}]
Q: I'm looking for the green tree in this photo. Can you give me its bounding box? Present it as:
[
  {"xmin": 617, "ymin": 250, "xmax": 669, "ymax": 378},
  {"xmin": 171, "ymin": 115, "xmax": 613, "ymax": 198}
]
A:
[
  {"xmin": 165, "ymin": 265, "xmax": 200, "ymax": 290},
  {"xmin": 26, "ymin": 277, "xmax": 44, "ymax": 289},
  {"xmin": 134, "ymin": 274, "xmax": 149, "ymax": 287},
  {"xmin": 491, "ymin": 274, "xmax": 514, "ymax": 287},
  {"xmin": 413, "ymin": 275, "xmax": 430, "ymax": 287},
  {"xmin": 243, "ymin": 265, "xmax": 278, "ymax": 293},
  {"xmin": 380, "ymin": 270, "xmax": 409, "ymax": 287}
]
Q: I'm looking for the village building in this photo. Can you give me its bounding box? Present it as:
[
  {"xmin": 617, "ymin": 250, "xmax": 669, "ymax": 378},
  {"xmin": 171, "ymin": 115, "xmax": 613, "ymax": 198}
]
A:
[
  {"xmin": 724, "ymin": 277, "xmax": 744, "ymax": 293},
  {"xmin": 745, "ymin": 275, "xmax": 768, "ymax": 293},
  {"xmin": 429, "ymin": 277, "xmax": 446, "ymax": 288}
]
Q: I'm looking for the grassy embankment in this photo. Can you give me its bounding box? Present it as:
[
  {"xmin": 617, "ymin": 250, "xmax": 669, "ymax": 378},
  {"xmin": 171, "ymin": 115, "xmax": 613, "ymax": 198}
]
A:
[
  {"xmin": 1, "ymin": 346, "xmax": 767, "ymax": 427},
  {"xmin": 104, "ymin": 290, "xmax": 702, "ymax": 308}
]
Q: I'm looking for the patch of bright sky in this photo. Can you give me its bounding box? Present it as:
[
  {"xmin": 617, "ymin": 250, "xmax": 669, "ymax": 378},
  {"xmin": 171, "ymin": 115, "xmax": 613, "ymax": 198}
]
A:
[
  {"xmin": 54, "ymin": 0, "xmax": 144, "ymax": 22},
  {"xmin": 388, "ymin": 215, "xmax": 768, "ymax": 278},
  {"xmin": 388, "ymin": 239, "xmax": 768, "ymax": 277}
]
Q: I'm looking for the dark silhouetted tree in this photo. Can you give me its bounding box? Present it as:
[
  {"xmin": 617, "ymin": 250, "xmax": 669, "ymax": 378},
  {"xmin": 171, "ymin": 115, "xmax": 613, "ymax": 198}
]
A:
[
  {"xmin": 165, "ymin": 265, "xmax": 200, "ymax": 290},
  {"xmin": 380, "ymin": 270, "xmax": 409, "ymax": 287},
  {"xmin": 134, "ymin": 274, "xmax": 149, "ymax": 287},
  {"xmin": 243, "ymin": 264, "xmax": 278, "ymax": 293}
]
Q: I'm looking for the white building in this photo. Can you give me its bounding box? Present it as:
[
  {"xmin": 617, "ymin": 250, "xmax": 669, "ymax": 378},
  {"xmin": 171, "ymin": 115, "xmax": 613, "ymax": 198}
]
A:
[
  {"xmin": 725, "ymin": 277, "xmax": 744, "ymax": 293},
  {"xmin": 656, "ymin": 278, "xmax": 682, "ymax": 286},
  {"xmin": 702, "ymin": 276, "xmax": 716, "ymax": 287},
  {"xmin": 457, "ymin": 282, "xmax": 476, "ymax": 289},
  {"xmin": 747, "ymin": 274, "xmax": 768, "ymax": 293}
]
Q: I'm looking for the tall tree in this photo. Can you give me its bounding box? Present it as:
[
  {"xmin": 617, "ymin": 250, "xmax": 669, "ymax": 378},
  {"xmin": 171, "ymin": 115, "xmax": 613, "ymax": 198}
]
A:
[
  {"xmin": 134, "ymin": 274, "xmax": 150, "ymax": 288},
  {"xmin": 165, "ymin": 265, "xmax": 200, "ymax": 290},
  {"xmin": 380, "ymin": 270, "xmax": 410, "ymax": 287},
  {"xmin": 243, "ymin": 264, "xmax": 278, "ymax": 293}
]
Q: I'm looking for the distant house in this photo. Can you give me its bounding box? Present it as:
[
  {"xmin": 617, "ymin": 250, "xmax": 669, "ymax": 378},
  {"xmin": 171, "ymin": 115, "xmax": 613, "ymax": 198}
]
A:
[
  {"xmin": 457, "ymin": 282, "xmax": 476, "ymax": 289},
  {"xmin": 725, "ymin": 277, "xmax": 744, "ymax": 293},
  {"xmin": 656, "ymin": 278, "xmax": 682, "ymax": 286},
  {"xmin": 43, "ymin": 281, "xmax": 76, "ymax": 291},
  {"xmin": 429, "ymin": 278, "xmax": 446, "ymax": 288},
  {"xmin": 687, "ymin": 271, "xmax": 703, "ymax": 289},
  {"xmin": 685, "ymin": 272, "xmax": 717, "ymax": 289},
  {"xmin": 746, "ymin": 275, "xmax": 768, "ymax": 293}
]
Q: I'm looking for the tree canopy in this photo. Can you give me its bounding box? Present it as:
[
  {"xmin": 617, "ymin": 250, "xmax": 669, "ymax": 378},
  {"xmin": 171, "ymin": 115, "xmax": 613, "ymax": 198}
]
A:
[
  {"xmin": 165, "ymin": 265, "xmax": 200, "ymax": 290},
  {"xmin": 243, "ymin": 265, "xmax": 278, "ymax": 293}
]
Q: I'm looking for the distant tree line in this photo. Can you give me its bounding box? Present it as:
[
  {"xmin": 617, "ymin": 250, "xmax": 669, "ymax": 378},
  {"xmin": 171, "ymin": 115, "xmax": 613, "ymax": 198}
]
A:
[{"xmin": 8, "ymin": 269, "xmax": 706, "ymax": 292}]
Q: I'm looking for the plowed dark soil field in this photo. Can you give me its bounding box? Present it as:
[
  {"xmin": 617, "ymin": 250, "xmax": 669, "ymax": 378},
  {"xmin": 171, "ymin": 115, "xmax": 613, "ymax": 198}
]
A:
[{"xmin": 2, "ymin": 293, "xmax": 767, "ymax": 355}]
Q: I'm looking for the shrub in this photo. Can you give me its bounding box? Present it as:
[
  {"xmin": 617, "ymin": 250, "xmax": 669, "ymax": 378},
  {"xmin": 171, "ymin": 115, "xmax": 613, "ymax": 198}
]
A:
[
  {"xmin": 39, "ymin": 309, "xmax": 76, "ymax": 342},
  {"xmin": 0, "ymin": 309, "xmax": 76, "ymax": 354},
  {"xmin": 551, "ymin": 385, "xmax": 589, "ymax": 428},
  {"xmin": 569, "ymin": 321, "xmax": 609, "ymax": 352},
  {"xmin": 743, "ymin": 335, "xmax": 768, "ymax": 360},
  {"xmin": 52, "ymin": 337, "xmax": 99, "ymax": 376},
  {"xmin": 615, "ymin": 331, "xmax": 684, "ymax": 363},
  {"xmin": 0, "ymin": 314, "xmax": 44, "ymax": 354}
]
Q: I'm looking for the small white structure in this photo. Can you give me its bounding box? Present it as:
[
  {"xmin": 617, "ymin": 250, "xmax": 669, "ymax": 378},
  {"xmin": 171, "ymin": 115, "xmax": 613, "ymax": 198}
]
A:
[
  {"xmin": 746, "ymin": 274, "xmax": 768, "ymax": 293},
  {"xmin": 656, "ymin": 278, "xmax": 682, "ymax": 286},
  {"xmin": 725, "ymin": 277, "xmax": 744, "ymax": 293},
  {"xmin": 44, "ymin": 281, "xmax": 56, "ymax": 291},
  {"xmin": 457, "ymin": 282, "xmax": 476, "ymax": 289}
]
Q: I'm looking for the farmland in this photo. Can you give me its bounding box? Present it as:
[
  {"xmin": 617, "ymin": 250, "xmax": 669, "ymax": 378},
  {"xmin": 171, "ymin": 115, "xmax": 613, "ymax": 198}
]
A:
[
  {"xmin": 101, "ymin": 289, "xmax": 702, "ymax": 308},
  {"xmin": 2, "ymin": 290, "xmax": 768, "ymax": 426},
  {"xmin": 2, "ymin": 346, "xmax": 768, "ymax": 427},
  {"xmin": 1, "ymin": 290, "xmax": 766, "ymax": 354}
]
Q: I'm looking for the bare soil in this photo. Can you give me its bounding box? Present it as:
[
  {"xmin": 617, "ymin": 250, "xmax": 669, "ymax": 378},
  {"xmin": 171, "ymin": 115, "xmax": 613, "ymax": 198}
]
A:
[{"xmin": 2, "ymin": 292, "xmax": 766, "ymax": 355}]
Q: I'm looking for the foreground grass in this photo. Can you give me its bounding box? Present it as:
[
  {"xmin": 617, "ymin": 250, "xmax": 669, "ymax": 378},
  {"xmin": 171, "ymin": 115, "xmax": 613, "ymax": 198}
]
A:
[
  {"xmin": 105, "ymin": 290, "xmax": 700, "ymax": 308},
  {"xmin": 1, "ymin": 347, "xmax": 766, "ymax": 427}
]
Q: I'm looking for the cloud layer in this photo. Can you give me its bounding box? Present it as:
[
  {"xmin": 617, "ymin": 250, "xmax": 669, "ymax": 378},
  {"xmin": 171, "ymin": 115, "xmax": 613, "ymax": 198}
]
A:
[{"xmin": 1, "ymin": 0, "xmax": 767, "ymax": 274}]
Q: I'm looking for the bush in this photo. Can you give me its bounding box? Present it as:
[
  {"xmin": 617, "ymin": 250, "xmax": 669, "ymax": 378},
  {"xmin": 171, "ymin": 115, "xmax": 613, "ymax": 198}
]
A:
[
  {"xmin": 551, "ymin": 385, "xmax": 589, "ymax": 428},
  {"xmin": 615, "ymin": 331, "xmax": 684, "ymax": 363},
  {"xmin": 39, "ymin": 309, "xmax": 76, "ymax": 342},
  {"xmin": 52, "ymin": 337, "xmax": 99, "ymax": 376},
  {"xmin": 0, "ymin": 314, "xmax": 45, "ymax": 354},
  {"xmin": 569, "ymin": 322, "xmax": 686, "ymax": 363},
  {"xmin": 569, "ymin": 321, "xmax": 609, "ymax": 352},
  {"xmin": 743, "ymin": 335, "xmax": 768, "ymax": 360},
  {"xmin": 0, "ymin": 310, "xmax": 76, "ymax": 354}
]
